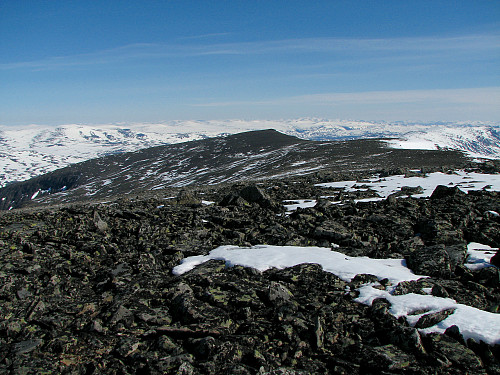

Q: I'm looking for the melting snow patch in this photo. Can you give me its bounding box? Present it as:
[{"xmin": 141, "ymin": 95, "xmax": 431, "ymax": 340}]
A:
[
  {"xmin": 283, "ymin": 199, "xmax": 317, "ymax": 211},
  {"xmin": 31, "ymin": 190, "xmax": 40, "ymax": 200},
  {"xmin": 173, "ymin": 244, "xmax": 500, "ymax": 345},
  {"xmin": 316, "ymin": 171, "xmax": 500, "ymax": 200},
  {"xmin": 465, "ymin": 242, "xmax": 498, "ymax": 270},
  {"xmin": 355, "ymin": 285, "xmax": 500, "ymax": 344}
]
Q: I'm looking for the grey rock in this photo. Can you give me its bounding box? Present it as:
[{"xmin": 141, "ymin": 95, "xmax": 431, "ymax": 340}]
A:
[
  {"xmin": 363, "ymin": 344, "xmax": 414, "ymax": 371},
  {"xmin": 431, "ymin": 185, "xmax": 467, "ymax": 200},
  {"xmin": 110, "ymin": 305, "xmax": 134, "ymax": 326},
  {"xmin": 406, "ymin": 244, "xmax": 452, "ymax": 277},
  {"xmin": 415, "ymin": 308, "xmax": 456, "ymax": 329},
  {"xmin": 268, "ymin": 281, "xmax": 293, "ymax": 305},
  {"xmin": 13, "ymin": 339, "xmax": 43, "ymax": 355}
]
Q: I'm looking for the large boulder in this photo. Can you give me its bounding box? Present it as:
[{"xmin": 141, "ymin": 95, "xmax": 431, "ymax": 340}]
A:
[
  {"xmin": 430, "ymin": 185, "xmax": 467, "ymax": 200},
  {"xmin": 405, "ymin": 244, "xmax": 453, "ymax": 278},
  {"xmin": 220, "ymin": 184, "xmax": 277, "ymax": 209}
]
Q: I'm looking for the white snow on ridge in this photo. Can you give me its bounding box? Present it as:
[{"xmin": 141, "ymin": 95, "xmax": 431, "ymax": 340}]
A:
[
  {"xmin": 1, "ymin": 119, "xmax": 499, "ymax": 187},
  {"xmin": 385, "ymin": 125, "xmax": 500, "ymax": 159},
  {"xmin": 173, "ymin": 244, "xmax": 500, "ymax": 345}
]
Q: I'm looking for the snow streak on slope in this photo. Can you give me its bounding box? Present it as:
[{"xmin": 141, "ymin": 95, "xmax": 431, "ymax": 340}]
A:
[
  {"xmin": 1, "ymin": 119, "xmax": 499, "ymax": 187},
  {"xmin": 386, "ymin": 126, "xmax": 500, "ymax": 159}
]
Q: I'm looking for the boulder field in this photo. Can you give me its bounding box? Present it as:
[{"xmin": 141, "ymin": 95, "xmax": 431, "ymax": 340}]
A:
[{"xmin": 0, "ymin": 170, "xmax": 499, "ymax": 374}]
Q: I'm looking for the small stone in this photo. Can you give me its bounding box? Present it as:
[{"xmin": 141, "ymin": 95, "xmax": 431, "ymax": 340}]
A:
[
  {"xmin": 110, "ymin": 305, "xmax": 134, "ymax": 326},
  {"xmin": 415, "ymin": 308, "xmax": 456, "ymax": 329},
  {"xmin": 268, "ymin": 281, "xmax": 293, "ymax": 305},
  {"xmin": 16, "ymin": 288, "xmax": 31, "ymax": 300},
  {"xmin": 13, "ymin": 339, "xmax": 43, "ymax": 355},
  {"xmin": 364, "ymin": 344, "xmax": 414, "ymax": 370}
]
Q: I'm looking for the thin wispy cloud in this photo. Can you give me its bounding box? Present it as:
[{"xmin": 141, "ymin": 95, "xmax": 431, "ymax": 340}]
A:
[
  {"xmin": 195, "ymin": 87, "xmax": 500, "ymax": 107},
  {"xmin": 192, "ymin": 87, "xmax": 500, "ymax": 121},
  {"xmin": 177, "ymin": 32, "xmax": 233, "ymax": 40},
  {"xmin": 1, "ymin": 33, "xmax": 498, "ymax": 71}
]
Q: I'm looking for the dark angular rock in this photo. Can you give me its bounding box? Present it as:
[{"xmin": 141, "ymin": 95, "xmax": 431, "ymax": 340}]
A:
[
  {"xmin": 414, "ymin": 308, "xmax": 456, "ymax": 329},
  {"xmin": 431, "ymin": 284, "xmax": 450, "ymax": 298},
  {"xmin": 267, "ymin": 281, "xmax": 293, "ymax": 306},
  {"xmin": 474, "ymin": 265, "xmax": 499, "ymax": 287},
  {"xmin": 431, "ymin": 185, "xmax": 467, "ymax": 200},
  {"xmin": 239, "ymin": 185, "xmax": 272, "ymax": 205},
  {"xmin": 313, "ymin": 220, "xmax": 356, "ymax": 245},
  {"xmin": 443, "ymin": 243, "xmax": 468, "ymax": 269},
  {"xmin": 220, "ymin": 184, "xmax": 277, "ymax": 209},
  {"xmin": 362, "ymin": 344, "xmax": 414, "ymax": 371},
  {"xmin": 444, "ymin": 325, "xmax": 465, "ymax": 345},
  {"xmin": 424, "ymin": 333, "xmax": 484, "ymax": 372},
  {"xmin": 416, "ymin": 219, "xmax": 464, "ymax": 245},
  {"xmin": 405, "ymin": 244, "xmax": 452, "ymax": 277},
  {"xmin": 491, "ymin": 250, "xmax": 500, "ymax": 267},
  {"xmin": 400, "ymin": 185, "xmax": 424, "ymax": 195},
  {"xmin": 110, "ymin": 305, "xmax": 134, "ymax": 327},
  {"xmin": 12, "ymin": 339, "xmax": 43, "ymax": 355},
  {"xmin": 388, "ymin": 326, "xmax": 427, "ymax": 355},
  {"xmin": 188, "ymin": 336, "xmax": 217, "ymax": 360}
]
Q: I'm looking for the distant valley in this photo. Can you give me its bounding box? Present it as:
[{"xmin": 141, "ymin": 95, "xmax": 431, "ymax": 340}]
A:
[{"xmin": 1, "ymin": 119, "xmax": 499, "ymax": 188}]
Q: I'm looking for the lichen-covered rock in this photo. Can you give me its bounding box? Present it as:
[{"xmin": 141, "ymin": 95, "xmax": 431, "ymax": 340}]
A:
[
  {"xmin": 405, "ymin": 244, "xmax": 453, "ymax": 277},
  {"xmin": 0, "ymin": 169, "xmax": 497, "ymax": 374}
]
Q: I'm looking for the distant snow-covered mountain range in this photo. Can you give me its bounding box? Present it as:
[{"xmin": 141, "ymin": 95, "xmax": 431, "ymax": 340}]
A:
[{"xmin": 1, "ymin": 119, "xmax": 499, "ymax": 187}]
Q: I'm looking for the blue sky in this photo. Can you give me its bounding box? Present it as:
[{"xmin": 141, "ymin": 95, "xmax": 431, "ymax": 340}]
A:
[{"xmin": 1, "ymin": 0, "xmax": 499, "ymax": 125}]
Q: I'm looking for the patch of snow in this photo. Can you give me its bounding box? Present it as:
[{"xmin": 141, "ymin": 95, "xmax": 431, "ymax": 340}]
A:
[
  {"xmin": 173, "ymin": 245, "xmax": 425, "ymax": 286},
  {"xmin": 316, "ymin": 171, "xmax": 500, "ymax": 199},
  {"xmin": 31, "ymin": 190, "xmax": 40, "ymax": 200},
  {"xmin": 465, "ymin": 242, "xmax": 498, "ymax": 271},
  {"xmin": 355, "ymin": 285, "xmax": 500, "ymax": 344},
  {"xmin": 173, "ymin": 244, "xmax": 500, "ymax": 345},
  {"xmin": 283, "ymin": 199, "xmax": 317, "ymax": 211}
]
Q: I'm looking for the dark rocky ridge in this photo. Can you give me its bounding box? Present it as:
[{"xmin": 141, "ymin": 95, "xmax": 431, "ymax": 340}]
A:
[
  {"xmin": 0, "ymin": 129, "xmax": 471, "ymax": 210},
  {"xmin": 0, "ymin": 165, "xmax": 499, "ymax": 374}
]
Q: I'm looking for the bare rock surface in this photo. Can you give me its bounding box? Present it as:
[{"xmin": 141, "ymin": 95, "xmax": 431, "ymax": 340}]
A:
[{"xmin": 0, "ymin": 168, "xmax": 499, "ymax": 374}]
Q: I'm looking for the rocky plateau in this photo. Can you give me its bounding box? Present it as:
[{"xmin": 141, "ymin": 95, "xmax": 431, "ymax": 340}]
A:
[{"xmin": 0, "ymin": 130, "xmax": 499, "ymax": 374}]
